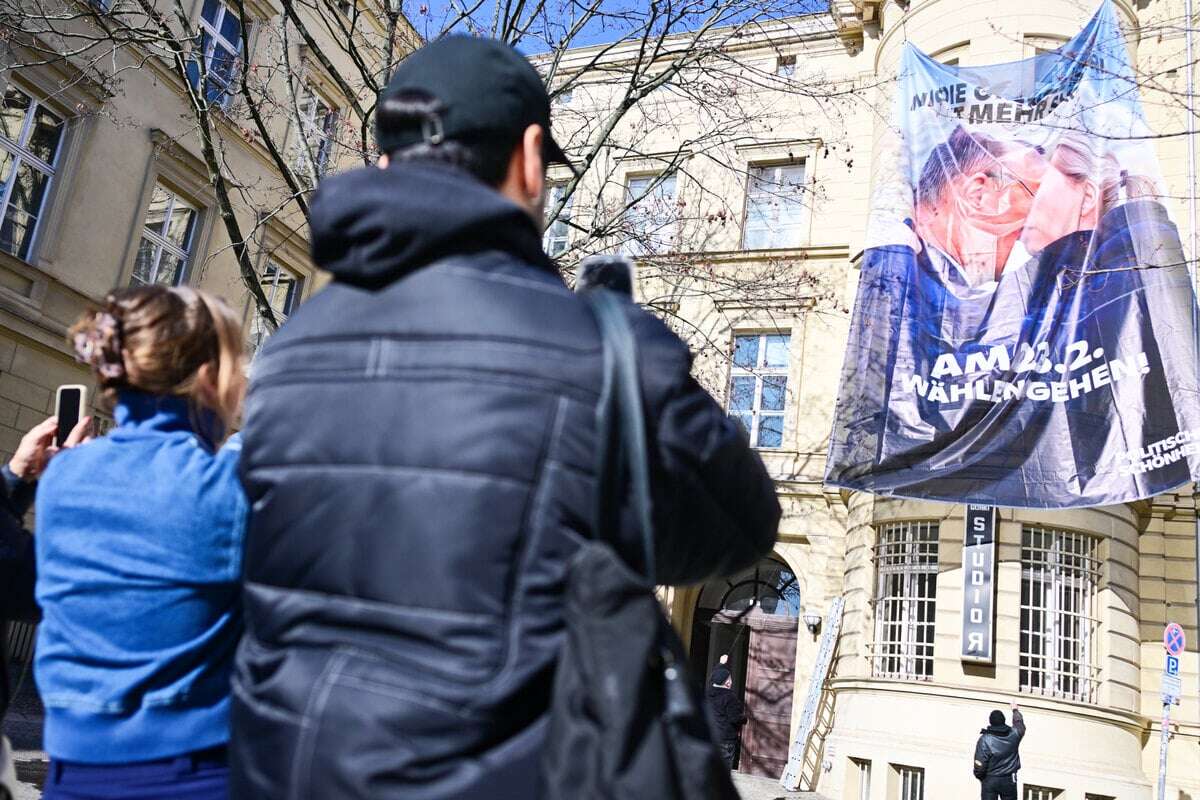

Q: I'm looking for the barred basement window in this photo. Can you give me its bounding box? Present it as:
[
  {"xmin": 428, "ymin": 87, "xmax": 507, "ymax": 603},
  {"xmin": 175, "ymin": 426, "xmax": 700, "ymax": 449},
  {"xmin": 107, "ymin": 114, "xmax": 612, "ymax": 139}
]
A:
[
  {"xmin": 850, "ymin": 758, "xmax": 871, "ymax": 800},
  {"xmin": 872, "ymin": 522, "xmax": 938, "ymax": 680},
  {"xmin": 1020, "ymin": 526, "xmax": 1101, "ymax": 703},
  {"xmin": 892, "ymin": 764, "xmax": 924, "ymax": 800},
  {"xmin": 1024, "ymin": 786, "xmax": 1062, "ymax": 800}
]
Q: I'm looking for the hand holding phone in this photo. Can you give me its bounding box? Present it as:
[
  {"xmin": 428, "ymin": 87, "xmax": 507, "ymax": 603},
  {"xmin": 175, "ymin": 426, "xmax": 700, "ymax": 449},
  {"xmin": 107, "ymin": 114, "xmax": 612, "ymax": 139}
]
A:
[{"xmin": 55, "ymin": 385, "xmax": 88, "ymax": 448}]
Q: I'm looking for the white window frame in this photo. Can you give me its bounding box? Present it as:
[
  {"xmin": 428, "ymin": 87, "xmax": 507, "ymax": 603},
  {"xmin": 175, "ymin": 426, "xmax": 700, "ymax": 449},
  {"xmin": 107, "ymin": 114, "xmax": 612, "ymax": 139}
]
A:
[
  {"xmin": 132, "ymin": 183, "xmax": 198, "ymax": 287},
  {"xmin": 728, "ymin": 332, "xmax": 790, "ymax": 449},
  {"xmin": 742, "ymin": 160, "xmax": 807, "ymax": 250},
  {"xmin": 0, "ymin": 86, "xmax": 64, "ymax": 263},
  {"xmin": 623, "ymin": 172, "xmax": 678, "ymax": 256},
  {"xmin": 851, "ymin": 759, "xmax": 871, "ymax": 800},
  {"xmin": 1020, "ymin": 526, "xmax": 1101, "ymax": 703},
  {"xmin": 1024, "ymin": 786, "xmax": 1063, "ymax": 800},
  {"xmin": 292, "ymin": 85, "xmax": 339, "ymax": 180},
  {"xmin": 543, "ymin": 182, "xmax": 573, "ymax": 256},
  {"xmin": 893, "ymin": 764, "xmax": 924, "ymax": 800},
  {"xmin": 249, "ymin": 260, "xmax": 303, "ymax": 355},
  {"xmin": 872, "ymin": 521, "xmax": 939, "ymax": 680},
  {"xmin": 194, "ymin": 0, "xmax": 243, "ymax": 109}
]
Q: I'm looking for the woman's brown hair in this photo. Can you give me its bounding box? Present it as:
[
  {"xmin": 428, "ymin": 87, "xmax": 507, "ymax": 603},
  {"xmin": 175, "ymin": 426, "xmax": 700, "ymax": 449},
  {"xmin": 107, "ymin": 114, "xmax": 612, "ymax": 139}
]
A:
[{"xmin": 70, "ymin": 286, "xmax": 246, "ymax": 433}]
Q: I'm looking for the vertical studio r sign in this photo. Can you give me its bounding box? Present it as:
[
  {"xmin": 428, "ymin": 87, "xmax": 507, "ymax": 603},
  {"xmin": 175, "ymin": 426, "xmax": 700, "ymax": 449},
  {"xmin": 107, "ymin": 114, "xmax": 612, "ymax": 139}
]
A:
[{"xmin": 961, "ymin": 505, "xmax": 997, "ymax": 664}]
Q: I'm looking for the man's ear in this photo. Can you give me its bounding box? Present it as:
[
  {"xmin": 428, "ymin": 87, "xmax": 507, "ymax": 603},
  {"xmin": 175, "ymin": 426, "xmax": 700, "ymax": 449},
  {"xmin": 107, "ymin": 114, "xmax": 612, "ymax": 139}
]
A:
[
  {"xmin": 962, "ymin": 172, "xmax": 989, "ymax": 208},
  {"xmin": 522, "ymin": 124, "xmax": 546, "ymax": 201},
  {"xmin": 1081, "ymin": 179, "xmax": 1100, "ymax": 221}
]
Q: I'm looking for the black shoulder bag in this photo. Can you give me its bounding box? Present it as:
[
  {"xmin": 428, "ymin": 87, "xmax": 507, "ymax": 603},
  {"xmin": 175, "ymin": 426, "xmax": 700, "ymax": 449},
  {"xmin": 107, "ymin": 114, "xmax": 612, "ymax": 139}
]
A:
[{"xmin": 540, "ymin": 289, "xmax": 739, "ymax": 800}]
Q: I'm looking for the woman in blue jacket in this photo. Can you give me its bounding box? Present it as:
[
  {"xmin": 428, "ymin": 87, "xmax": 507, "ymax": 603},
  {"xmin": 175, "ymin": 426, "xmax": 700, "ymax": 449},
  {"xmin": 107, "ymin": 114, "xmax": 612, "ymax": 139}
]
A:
[{"xmin": 34, "ymin": 285, "xmax": 247, "ymax": 799}]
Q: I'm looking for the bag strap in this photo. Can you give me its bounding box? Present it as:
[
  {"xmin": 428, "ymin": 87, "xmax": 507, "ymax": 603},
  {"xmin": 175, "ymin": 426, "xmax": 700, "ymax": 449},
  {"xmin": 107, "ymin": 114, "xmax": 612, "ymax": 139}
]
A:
[{"xmin": 585, "ymin": 289, "xmax": 656, "ymax": 584}]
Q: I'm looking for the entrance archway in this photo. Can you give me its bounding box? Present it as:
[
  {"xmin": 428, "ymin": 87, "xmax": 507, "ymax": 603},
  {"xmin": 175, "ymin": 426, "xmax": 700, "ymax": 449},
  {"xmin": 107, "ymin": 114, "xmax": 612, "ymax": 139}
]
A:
[{"xmin": 689, "ymin": 556, "xmax": 800, "ymax": 777}]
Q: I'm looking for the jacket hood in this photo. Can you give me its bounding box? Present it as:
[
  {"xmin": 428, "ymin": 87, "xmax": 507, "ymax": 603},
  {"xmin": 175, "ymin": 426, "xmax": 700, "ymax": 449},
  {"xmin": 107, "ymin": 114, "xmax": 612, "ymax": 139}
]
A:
[
  {"xmin": 309, "ymin": 161, "xmax": 556, "ymax": 286},
  {"xmin": 981, "ymin": 724, "xmax": 1012, "ymax": 736}
]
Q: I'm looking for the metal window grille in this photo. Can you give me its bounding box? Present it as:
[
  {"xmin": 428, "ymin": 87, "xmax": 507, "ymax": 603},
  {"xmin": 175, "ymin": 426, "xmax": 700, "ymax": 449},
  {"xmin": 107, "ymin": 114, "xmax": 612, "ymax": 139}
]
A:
[
  {"xmin": 1020, "ymin": 526, "xmax": 1101, "ymax": 703},
  {"xmin": 1024, "ymin": 786, "xmax": 1062, "ymax": 800},
  {"xmin": 131, "ymin": 183, "xmax": 197, "ymax": 287},
  {"xmin": 250, "ymin": 261, "xmax": 303, "ymax": 355},
  {"xmin": 872, "ymin": 522, "xmax": 939, "ymax": 680},
  {"xmin": 742, "ymin": 161, "xmax": 806, "ymax": 250},
  {"xmin": 292, "ymin": 86, "xmax": 338, "ymax": 180},
  {"xmin": 728, "ymin": 333, "xmax": 790, "ymax": 449},
  {"xmin": 623, "ymin": 173, "xmax": 677, "ymax": 256},
  {"xmin": 0, "ymin": 86, "xmax": 64, "ymax": 261},
  {"xmin": 543, "ymin": 182, "xmax": 573, "ymax": 256},
  {"xmin": 894, "ymin": 765, "xmax": 924, "ymax": 800}
]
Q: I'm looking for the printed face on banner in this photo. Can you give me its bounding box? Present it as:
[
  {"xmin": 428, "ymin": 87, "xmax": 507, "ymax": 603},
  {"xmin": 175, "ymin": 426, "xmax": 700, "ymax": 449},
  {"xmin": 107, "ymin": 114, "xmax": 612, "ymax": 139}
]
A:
[{"xmin": 826, "ymin": 1, "xmax": 1200, "ymax": 508}]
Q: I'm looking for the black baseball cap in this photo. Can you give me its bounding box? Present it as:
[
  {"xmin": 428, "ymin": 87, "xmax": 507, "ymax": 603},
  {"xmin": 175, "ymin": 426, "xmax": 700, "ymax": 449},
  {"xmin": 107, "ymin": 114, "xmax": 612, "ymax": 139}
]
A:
[{"xmin": 377, "ymin": 36, "xmax": 572, "ymax": 170}]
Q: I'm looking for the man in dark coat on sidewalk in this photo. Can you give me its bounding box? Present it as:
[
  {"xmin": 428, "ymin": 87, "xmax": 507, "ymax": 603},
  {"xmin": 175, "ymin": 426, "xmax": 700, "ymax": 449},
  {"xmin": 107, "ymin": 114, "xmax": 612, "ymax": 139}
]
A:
[
  {"xmin": 705, "ymin": 666, "xmax": 747, "ymax": 769},
  {"xmin": 974, "ymin": 702, "xmax": 1026, "ymax": 800},
  {"xmin": 231, "ymin": 35, "xmax": 781, "ymax": 800}
]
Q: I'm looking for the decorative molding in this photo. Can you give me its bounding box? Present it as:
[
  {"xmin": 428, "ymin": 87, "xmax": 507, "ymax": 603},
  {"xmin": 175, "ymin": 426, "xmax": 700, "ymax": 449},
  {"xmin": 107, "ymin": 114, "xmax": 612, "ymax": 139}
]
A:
[{"xmin": 734, "ymin": 137, "xmax": 823, "ymax": 155}]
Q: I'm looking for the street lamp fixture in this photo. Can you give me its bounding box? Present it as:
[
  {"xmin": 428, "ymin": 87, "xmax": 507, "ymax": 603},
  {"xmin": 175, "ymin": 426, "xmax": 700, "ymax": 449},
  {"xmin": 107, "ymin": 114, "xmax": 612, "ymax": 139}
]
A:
[{"xmin": 803, "ymin": 609, "xmax": 822, "ymax": 635}]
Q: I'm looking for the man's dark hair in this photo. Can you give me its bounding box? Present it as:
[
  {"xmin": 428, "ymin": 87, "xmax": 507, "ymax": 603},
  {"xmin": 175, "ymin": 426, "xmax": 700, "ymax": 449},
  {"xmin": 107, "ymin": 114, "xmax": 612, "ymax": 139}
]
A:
[
  {"xmin": 376, "ymin": 90, "xmax": 519, "ymax": 186},
  {"xmin": 916, "ymin": 126, "xmax": 1009, "ymax": 208}
]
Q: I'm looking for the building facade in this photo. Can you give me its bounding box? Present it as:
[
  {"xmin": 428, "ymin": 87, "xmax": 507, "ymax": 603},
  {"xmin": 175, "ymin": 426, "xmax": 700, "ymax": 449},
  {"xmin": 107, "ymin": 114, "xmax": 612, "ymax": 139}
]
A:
[
  {"xmin": 548, "ymin": 2, "xmax": 1200, "ymax": 798},
  {"xmin": 0, "ymin": 0, "xmax": 415, "ymax": 659}
]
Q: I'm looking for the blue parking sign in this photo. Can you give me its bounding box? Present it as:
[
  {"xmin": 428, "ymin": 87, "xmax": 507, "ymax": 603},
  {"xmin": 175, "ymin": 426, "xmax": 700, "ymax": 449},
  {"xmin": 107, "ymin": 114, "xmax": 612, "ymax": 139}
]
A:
[{"xmin": 1166, "ymin": 655, "xmax": 1180, "ymax": 677}]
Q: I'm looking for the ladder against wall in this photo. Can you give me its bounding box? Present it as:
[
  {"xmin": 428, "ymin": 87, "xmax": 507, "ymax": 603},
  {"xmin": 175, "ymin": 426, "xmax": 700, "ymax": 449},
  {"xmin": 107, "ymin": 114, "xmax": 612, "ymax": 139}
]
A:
[{"xmin": 779, "ymin": 595, "xmax": 845, "ymax": 792}]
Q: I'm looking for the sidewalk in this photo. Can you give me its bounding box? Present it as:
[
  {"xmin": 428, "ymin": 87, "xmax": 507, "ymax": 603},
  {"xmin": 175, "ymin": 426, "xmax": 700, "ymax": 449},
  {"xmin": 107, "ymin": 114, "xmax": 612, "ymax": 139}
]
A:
[
  {"xmin": 731, "ymin": 772, "xmax": 831, "ymax": 800},
  {"xmin": 3, "ymin": 666, "xmax": 47, "ymax": 800}
]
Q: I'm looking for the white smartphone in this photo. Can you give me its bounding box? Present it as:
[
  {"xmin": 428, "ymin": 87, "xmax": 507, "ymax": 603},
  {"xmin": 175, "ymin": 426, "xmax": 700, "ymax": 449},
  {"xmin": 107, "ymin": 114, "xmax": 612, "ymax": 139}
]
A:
[{"xmin": 55, "ymin": 385, "xmax": 88, "ymax": 447}]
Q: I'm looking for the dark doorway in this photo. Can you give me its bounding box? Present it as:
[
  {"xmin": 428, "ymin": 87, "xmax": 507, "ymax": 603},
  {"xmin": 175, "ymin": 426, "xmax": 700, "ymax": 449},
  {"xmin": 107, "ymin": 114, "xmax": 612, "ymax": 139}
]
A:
[{"xmin": 689, "ymin": 557, "xmax": 800, "ymax": 775}]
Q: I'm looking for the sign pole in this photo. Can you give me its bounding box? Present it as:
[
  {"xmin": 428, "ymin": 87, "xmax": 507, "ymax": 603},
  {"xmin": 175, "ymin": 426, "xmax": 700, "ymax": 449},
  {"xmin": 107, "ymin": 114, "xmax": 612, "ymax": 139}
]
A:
[
  {"xmin": 1156, "ymin": 701, "xmax": 1170, "ymax": 800},
  {"xmin": 1159, "ymin": 623, "xmax": 1186, "ymax": 800}
]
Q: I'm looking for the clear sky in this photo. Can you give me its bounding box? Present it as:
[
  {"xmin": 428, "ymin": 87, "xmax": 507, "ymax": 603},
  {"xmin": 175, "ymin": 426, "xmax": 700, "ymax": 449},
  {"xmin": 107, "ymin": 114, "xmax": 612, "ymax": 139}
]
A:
[{"xmin": 400, "ymin": 1, "xmax": 831, "ymax": 54}]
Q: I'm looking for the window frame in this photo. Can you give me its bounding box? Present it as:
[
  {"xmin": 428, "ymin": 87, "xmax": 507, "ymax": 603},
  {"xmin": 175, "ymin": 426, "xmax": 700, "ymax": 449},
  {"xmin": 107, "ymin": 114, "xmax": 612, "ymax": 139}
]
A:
[
  {"xmin": 892, "ymin": 764, "xmax": 925, "ymax": 800},
  {"xmin": 623, "ymin": 171, "xmax": 678, "ymax": 257},
  {"xmin": 291, "ymin": 84, "xmax": 339, "ymax": 181},
  {"xmin": 131, "ymin": 182, "xmax": 199, "ymax": 287},
  {"xmin": 741, "ymin": 159, "xmax": 808, "ymax": 251},
  {"xmin": 0, "ymin": 85, "xmax": 66, "ymax": 263},
  {"xmin": 1019, "ymin": 525, "xmax": 1101, "ymax": 703},
  {"xmin": 248, "ymin": 258, "xmax": 304, "ymax": 355},
  {"xmin": 872, "ymin": 521, "xmax": 939, "ymax": 681},
  {"xmin": 543, "ymin": 181, "xmax": 574, "ymax": 256},
  {"xmin": 727, "ymin": 331, "xmax": 790, "ymax": 449},
  {"xmin": 192, "ymin": 0, "xmax": 244, "ymax": 109},
  {"xmin": 775, "ymin": 54, "xmax": 796, "ymax": 78}
]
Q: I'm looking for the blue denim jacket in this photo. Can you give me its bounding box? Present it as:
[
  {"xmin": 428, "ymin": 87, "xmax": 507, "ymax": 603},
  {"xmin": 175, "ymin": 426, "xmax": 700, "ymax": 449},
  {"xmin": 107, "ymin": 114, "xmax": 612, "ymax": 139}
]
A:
[{"xmin": 34, "ymin": 392, "xmax": 246, "ymax": 763}]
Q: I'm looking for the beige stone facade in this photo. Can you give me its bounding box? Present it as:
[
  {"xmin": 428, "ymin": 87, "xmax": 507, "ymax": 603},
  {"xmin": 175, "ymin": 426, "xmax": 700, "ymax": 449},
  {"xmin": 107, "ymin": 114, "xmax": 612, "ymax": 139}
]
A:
[{"xmin": 552, "ymin": 1, "xmax": 1200, "ymax": 798}]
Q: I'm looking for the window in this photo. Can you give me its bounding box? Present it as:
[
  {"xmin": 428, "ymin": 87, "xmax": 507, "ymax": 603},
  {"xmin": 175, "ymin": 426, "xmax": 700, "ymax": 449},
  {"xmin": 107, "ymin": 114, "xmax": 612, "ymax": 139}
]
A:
[
  {"xmin": 292, "ymin": 86, "xmax": 338, "ymax": 181},
  {"xmin": 0, "ymin": 87, "xmax": 64, "ymax": 261},
  {"xmin": 775, "ymin": 54, "xmax": 796, "ymax": 78},
  {"xmin": 1020, "ymin": 526, "xmax": 1100, "ymax": 703},
  {"xmin": 555, "ymin": 86, "xmax": 574, "ymax": 106},
  {"xmin": 1024, "ymin": 787, "xmax": 1062, "ymax": 800},
  {"xmin": 742, "ymin": 161, "xmax": 807, "ymax": 250},
  {"xmin": 695, "ymin": 557, "xmax": 800, "ymax": 618},
  {"xmin": 249, "ymin": 261, "xmax": 302, "ymax": 354},
  {"xmin": 892, "ymin": 765, "xmax": 924, "ymax": 800},
  {"xmin": 188, "ymin": 0, "xmax": 242, "ymax": 108},
  {"xmin": 132, "ymin": 183, "xmax": 197, "ymax": 286},
  {"xmin": 624, "ymin": 173, "xmax": 677, "ymax": 256},
  {"xmin": 1084, "ymin": 795, "xmax": 1115, "ymax": 800},
  {"xmin": 543, "ymin": 182, "xmax": 573, "ymax": 257},
  {"xmin": 873, "ymin": 521, "xmax": 938, "ymax": 680},
  {"xmin": 849, "ymin": 758, "xmax": 871, "ymax": 800},
  {"xmin": 728, "ymin": 333, "xmax": 789, "ymax": 449}
]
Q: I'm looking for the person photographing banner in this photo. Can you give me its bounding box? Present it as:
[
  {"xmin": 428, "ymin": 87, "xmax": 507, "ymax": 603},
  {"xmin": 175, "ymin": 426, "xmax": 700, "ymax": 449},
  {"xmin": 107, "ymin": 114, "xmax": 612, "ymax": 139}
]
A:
[{"xmin": 974, "ymin": 702, "xmax": 1026, "ymax": 800}]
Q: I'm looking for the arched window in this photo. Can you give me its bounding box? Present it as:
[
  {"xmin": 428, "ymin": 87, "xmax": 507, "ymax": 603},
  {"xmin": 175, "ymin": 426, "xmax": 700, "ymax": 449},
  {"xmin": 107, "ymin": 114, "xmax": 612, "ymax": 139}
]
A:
[{"xmin": 696, "ymin": 556, "xmax": 800, "ymax": 618}]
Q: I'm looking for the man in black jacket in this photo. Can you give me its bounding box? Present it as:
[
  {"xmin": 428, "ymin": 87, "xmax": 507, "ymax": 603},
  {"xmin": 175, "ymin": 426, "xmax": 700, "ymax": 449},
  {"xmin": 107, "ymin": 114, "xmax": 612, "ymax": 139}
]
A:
[
  {"xmin": 231, "ymin": 36, "xmax": 781, "ymax": 800},
  {"xmin": 705, "ymin": 666, "xmax": 747, "ymax": 769},
  {"xmin": 974, "ymin": 702, "xmax": 1026, "ymax": 800}
]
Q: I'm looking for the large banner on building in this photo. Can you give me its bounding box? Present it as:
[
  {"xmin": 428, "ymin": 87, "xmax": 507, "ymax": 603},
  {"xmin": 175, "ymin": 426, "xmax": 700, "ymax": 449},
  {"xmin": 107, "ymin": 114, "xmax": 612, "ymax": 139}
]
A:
[{"xmin": 826, "ymin": 1, "xmax": 1200, "ymax": 508}]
